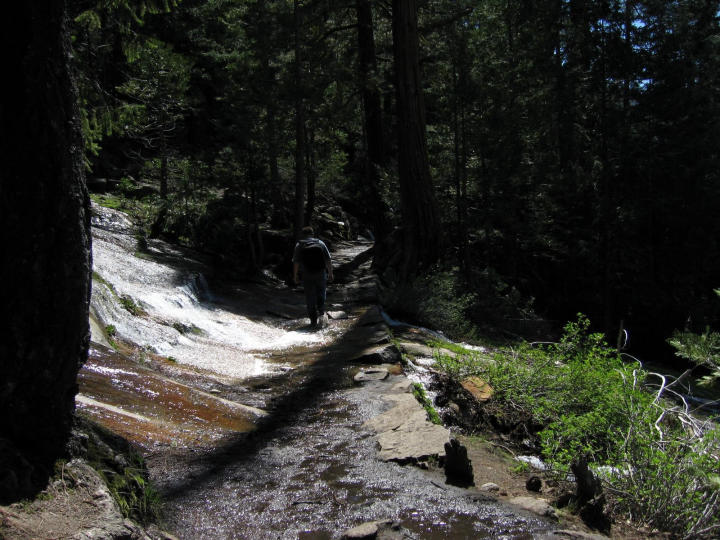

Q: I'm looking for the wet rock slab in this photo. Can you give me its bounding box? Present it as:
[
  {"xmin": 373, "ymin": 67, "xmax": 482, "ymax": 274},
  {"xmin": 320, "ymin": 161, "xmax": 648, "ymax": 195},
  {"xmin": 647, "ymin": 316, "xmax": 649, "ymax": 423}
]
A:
[
  {"xmin": 363, "ymin": 381, "xmax": 450, "ymax": 462},
  {"xmin": 341, "ymin": 520, "xmax": 407, "ymax": 539},
  {"xmin": 353, "ymin": 368, "xmax": 389, "ymax": 382},
  {"xmin": 509, "ymin": 496, "xmax": 558, "ymax": 519},
  {"xmin": 399, "ymin": 341, "xmax": 436, "ymax": 359},
  {"xmin": 351, "ymin": 343, "xmax": 400, "ymax": 364}
]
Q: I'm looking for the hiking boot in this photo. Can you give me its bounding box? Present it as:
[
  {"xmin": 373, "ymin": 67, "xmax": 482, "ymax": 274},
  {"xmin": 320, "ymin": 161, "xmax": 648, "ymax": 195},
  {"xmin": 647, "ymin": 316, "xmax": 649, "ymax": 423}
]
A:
[{"xmin": 318, "ymin": 313, "xmax": 327, "ymax": 328}]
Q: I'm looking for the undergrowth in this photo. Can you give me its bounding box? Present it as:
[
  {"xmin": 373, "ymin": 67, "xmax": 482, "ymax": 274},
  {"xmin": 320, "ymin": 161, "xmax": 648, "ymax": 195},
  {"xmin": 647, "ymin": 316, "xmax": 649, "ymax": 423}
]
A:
[
  {"xmin": 411, "ymin": 383, "xmax": 442, "ymax": 425},
  {"xmin": 434, "ymin": 314, "xmax": 720, "ymax": 538},
  {"xmin": 102, "ymin": 458, "xmax": 162, "ymax": 525},
  {"xmin": 83, "ymin": 419, "xmax": 163, "ymax": 525}
]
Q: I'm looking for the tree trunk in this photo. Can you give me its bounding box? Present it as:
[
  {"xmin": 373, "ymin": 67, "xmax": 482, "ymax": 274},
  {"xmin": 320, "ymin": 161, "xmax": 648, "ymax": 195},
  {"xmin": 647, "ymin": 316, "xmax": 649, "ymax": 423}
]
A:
[
  {"xmin": 160, "ymin": 143, "xmax": 169, "ymax": 200},
  {"xmin": 293, "ymin": 0, "xmax": 306, "ymax": 239},
  {"xmin": 304, "ymin": 128, "xmax": 316, "ymax": 226},
  {"xmin": 0, "ymin": 2, "xmax": 91, "ymax": 502},
  {"xmin": 356, "ymin": 0, "xmax": 385, "ymax": 166},
  {"xmin": 258, "ymin": 0, "xmax": 286, "ymax": 228},
  {"xmin": 392, "ymin": 0, "xmax": 441, "ymax": 274},
  {"xmin": 356, "ymin": 0, "xmax": 390, "ymax": 239}
]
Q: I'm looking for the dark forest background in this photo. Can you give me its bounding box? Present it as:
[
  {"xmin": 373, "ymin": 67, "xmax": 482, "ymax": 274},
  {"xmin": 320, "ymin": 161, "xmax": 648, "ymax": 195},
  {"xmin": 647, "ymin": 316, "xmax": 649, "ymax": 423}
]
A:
[
  {"xmin": 1, "ymin": 0, "xmax": 719, "ymax": 507},
  {"xmin": 72, "ymin": 0, "xmax": 720, "ymax": 361}
]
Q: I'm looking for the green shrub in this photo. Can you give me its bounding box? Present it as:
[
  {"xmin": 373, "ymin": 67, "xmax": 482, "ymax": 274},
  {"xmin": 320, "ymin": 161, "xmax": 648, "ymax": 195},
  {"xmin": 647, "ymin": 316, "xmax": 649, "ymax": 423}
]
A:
[
  {"xmin": 434, "ymin": 314, "xmax": 720, "ymax": 537},
  {"xmin": 382, "ymin": 269, "xmax": 477, "ymax": 340},
  {"xmin": 104, "ymin": 461, "xmax": 162, "ymax": 525}
]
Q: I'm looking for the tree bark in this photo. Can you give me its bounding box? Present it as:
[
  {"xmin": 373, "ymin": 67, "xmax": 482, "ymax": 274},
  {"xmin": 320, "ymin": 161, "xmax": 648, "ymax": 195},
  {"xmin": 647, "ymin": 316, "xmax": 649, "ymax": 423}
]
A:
[
  {"xmin": 293, "ymin": 0, "xmax": 306, "ymax": 239},
  {"xmin": 160, "ymin": 143, "xmax": 169, "ymax": 200},
  {"xmin": 356, "ymin": 0, "xmax": 391, "ymax": 239},
  {"xmin": 392, "ymin": 0, "xmax": 441, "ymax": 274},
  {"xmin": 356, "ymin": 0, "xmax": 385, "ymax": 166},
  {"xmin": 0, "ymin": 1, "xmax": 91, "ymax": 502},
  {"xmin": 304, "ymin": 127, "xmax": 316, "ymax": 226}
]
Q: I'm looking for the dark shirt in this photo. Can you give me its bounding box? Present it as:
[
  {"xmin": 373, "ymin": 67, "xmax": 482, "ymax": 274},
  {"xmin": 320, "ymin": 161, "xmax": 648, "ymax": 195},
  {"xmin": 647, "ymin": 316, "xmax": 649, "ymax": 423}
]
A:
[{"xmin": 292, "ymin": 237, "xmax": 332, "ymax": 272}]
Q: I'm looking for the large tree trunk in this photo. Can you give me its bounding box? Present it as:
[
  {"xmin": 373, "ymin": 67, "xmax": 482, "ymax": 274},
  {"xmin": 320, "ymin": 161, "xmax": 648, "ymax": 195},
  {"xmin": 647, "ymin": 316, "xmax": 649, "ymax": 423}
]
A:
[
  {"xmin": 293, "ymin": 0, "xmax": 306, "ymax": 239},
  {"xmin": 356, "ymin": 0, "xmax": 390, "ymax": 239},
  {"xmin": 304, "ymin": 128, "xmax": 316, "ymax": 226},
  {"xmin": 392, "ymin": 0, "xmax": 441, "ymax": 275},
  {"xmin": 356, "ymin": 0, "xmax": 385, "ymax": 166},
  {"xmin": 0, "ymin": 2, "xmax": 91, "ymax": 503}
]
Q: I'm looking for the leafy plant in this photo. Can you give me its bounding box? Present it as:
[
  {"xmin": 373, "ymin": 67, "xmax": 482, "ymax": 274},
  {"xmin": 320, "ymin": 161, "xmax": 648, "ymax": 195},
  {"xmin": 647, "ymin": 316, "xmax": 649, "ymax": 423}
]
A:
[
  {"xmin": 668, "ymin": 328, "xmax": 720, "ymax": 388},
  {"xmin": 104, "ymin": 462, "xmax": 162, "ymax": 525},
  {"xmin": 434, "ymin": 314, "xmax": 720, "ymax": 537},
  {"xmin": 382, "ymin": 270, "xmax": 478, "ymax": 340},
  {"xmin": 411, "ymin": 383, "xmax": 442, "ymax": 425}
]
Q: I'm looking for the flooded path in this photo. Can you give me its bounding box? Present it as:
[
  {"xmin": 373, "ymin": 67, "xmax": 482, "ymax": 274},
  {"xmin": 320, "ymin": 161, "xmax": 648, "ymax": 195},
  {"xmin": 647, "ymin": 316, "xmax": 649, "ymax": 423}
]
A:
[{"xmin": 79, "ymin": 206, "xmax": 557, "ymax": 538}]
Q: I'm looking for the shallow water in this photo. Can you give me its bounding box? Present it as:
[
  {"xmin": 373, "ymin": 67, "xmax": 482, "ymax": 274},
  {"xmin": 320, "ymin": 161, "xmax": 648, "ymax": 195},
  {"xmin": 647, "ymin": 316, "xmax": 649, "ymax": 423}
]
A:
[
  {"xmin": 79, "ymin": 205, "xmax": 555, "ymax": 538},
  {"xmin": 90, "ymin": 204, "xmax": 333, "ymax": 379}
]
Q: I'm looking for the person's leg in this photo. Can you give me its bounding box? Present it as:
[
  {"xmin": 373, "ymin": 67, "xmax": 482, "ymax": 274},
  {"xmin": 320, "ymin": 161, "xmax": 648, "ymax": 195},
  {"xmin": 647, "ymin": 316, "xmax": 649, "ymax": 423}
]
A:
[
  {"xmin": 304, "ymin": 278, "xmax": 318, "ymax": 326},
  {"xmin": 316, "ymin": 272, "xmax": 327, "ymax": 326}
]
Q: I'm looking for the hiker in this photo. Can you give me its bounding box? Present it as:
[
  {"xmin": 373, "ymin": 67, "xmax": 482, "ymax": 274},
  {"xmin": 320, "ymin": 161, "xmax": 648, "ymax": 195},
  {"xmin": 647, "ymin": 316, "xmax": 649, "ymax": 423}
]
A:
[{"xmin": 292, "ymin": 226, "xmax": 334, "ymax": 328}]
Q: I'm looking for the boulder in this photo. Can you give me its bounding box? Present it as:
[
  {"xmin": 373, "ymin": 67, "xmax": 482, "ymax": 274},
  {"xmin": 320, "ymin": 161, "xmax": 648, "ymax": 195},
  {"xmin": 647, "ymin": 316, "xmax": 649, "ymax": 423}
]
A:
[
  {"xmin": 354, "ymin": 369, "xmax": 389, "ymax": 383},
  {"xmin": 342, "ymin": 521, "xmax": 379, "ymax": 539},
  {"xmin": 460, "ymin": 377, "xmax": 494, "ymax": 402},
  {"xmin": 508, "ymin": 496, "xmax": 557, "ymax": 519},
  {"xmin": 545, "ymin": 531, "xmax": 610, "ymax": 539},
  {"xmin": 480, "ymin": 482, "xmax": 500, "ymax": 493},
  {"xmin": 399, "ymin": 342, "xmax": 436, "ymax": 359},
  {"xmin": 341, "ymin": 520, "xmax": 403, "ymax": 540},
  {"xmin": 364, "ymin": 393, "xmax": 450, "ymax": 463},
  {"xmin": 352, "ymin": 344, "xmax": 400, "ymax": 365},
  {"xmin": 358, "ymin": 306, "xmax": 385, "ymax": 326}
]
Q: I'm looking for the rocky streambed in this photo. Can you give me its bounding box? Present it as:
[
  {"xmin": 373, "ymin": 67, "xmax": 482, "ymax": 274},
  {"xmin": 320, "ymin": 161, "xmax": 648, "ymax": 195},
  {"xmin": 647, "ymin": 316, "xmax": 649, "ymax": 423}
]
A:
[{"xmin": 0, "ymin": 205, "xmax": 605, "ymax": 539}]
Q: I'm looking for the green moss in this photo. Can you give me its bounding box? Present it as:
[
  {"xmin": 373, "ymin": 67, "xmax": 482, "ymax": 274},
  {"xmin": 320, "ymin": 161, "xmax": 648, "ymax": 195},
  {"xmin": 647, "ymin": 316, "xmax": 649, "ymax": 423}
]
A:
[
  {"xmin": 90, "ymin": 193, "xmax": 125, "ymax": 210},
  {"xmin": 411, "ymin": 383, "xmax": 442, "ymax": 425},
  {"xmin": 427, "ymin": 338, "xmax": 475, "ymax": 356},
  {"xmin": 81, "ymin": 418, "xmax": 163, "ymax": 525},
  {"xmin": 120, "ymin": 295, "xmax": 146, "ymax": 317},
  {"xmin": 172, "ymin": 322, "xmax": 204, "ymax": 336},
  {"xmin": 92, "ymin": 271, "xmax": 118, "ymax": 296}
]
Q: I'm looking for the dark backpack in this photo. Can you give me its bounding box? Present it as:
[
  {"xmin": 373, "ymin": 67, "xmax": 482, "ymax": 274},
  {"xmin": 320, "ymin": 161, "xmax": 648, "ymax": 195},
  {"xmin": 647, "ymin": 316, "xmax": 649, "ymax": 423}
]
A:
[{"xmin": 299, "ymin": 240, "xmax": 326, "ymax": 272}]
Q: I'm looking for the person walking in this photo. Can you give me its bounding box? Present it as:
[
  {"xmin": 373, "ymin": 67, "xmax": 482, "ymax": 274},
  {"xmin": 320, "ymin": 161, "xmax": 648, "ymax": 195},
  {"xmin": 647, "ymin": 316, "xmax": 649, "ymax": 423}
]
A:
[{"xmin": 292, "ymin": 226, "xmax": 333, "ymax": 329}]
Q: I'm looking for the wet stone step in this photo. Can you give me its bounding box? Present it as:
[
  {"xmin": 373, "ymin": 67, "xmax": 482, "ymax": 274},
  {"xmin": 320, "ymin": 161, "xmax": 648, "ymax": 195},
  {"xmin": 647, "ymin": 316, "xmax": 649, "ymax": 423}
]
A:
[{"xmin": 353, "ymin": 368, "xmax": 389, "ymax": 382}]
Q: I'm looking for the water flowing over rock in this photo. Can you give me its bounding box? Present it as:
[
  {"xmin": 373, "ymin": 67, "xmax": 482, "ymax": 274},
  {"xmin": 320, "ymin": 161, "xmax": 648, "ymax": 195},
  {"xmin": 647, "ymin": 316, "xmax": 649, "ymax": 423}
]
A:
[
  {"xmin": 90, "ymin": 203, "xmax": 327, "ymax": 380},
  {"xmin": 64, "ymin": 205, "xmax": 561, "ymax": 538}
]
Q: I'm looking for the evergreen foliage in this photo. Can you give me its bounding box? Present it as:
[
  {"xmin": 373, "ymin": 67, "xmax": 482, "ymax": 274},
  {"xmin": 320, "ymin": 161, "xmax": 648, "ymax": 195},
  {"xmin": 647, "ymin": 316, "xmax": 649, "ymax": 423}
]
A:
[{"xmin": 68, "ymin": 0, "xmax": 720, "ymax": 350}]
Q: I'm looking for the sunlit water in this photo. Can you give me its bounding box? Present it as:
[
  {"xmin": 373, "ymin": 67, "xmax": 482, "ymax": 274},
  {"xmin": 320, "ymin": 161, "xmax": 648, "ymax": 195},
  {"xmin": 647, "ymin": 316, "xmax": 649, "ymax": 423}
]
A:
[
  {"xmin": 90, "ymin": 204, "xmax": 326, "ymax": 380},
  {"xmin": 77, "ymin": 206, "xmax": 558, "ymax": 537}
]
